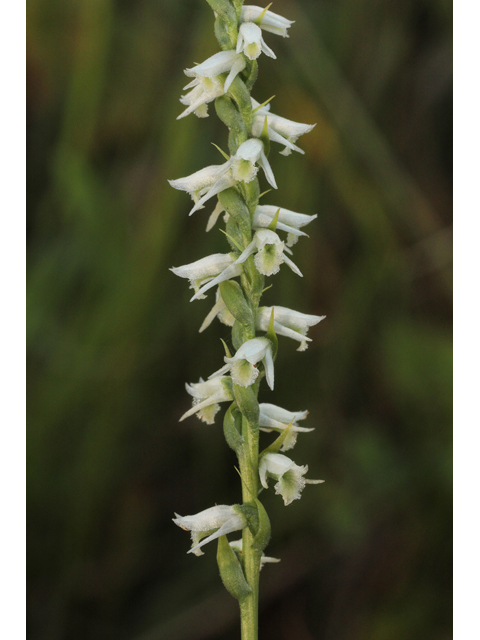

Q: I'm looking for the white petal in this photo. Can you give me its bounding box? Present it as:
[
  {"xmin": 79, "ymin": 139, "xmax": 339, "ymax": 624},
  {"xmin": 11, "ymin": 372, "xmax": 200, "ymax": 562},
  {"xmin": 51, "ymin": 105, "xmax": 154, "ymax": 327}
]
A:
[
  {"xmin": 170, "ymin": 253, "xmax": 234, "ymax": 282},
  {"xmin": 263, "ymin": 344, "xmax": 275, "ymax": 390},
  {"xmin": 191, "ymin": 263, "xmax": 243, "ymax": 301},
  {"xmin": 168, "ymin": 164, "xmax": 225, "ymax": 196},
  {"xmin": 260, "ymin": 36, "xmax": 276, "ymax": 59},
  {"xmin": 185, "ymin": 51, "xmax": 243, "ymax": 79},
  {"xmin": 233, "ymin": 239, "xmax": 257, "ymax": 265},
  {"xmin": 233, "ymin": 337, "xmax": 270, "ymax": 363},
  {"xmin": 258, "ymin": 150, "xmax": 277, "ymax": 189},
  {"xmin": 282, "ymin": 254, "xmax": 303, "ymax": 277},
  {"xmin": 206, "ymin": 201, "xmax": 225, "ymax": 232},
  {"xmin": 224, "ymin": 56, "xmax": 247, "ymax": 91},
  {"xmin": 241, "ymin": 6, "xmax": 294, "ymax": 38},
  {"xmin": 189, "ymin": 171, "xmax": 236, "ymax": 215},
  {"xmin": 189, "ymin": 514, "xmax": 246, "ymax": 555}
]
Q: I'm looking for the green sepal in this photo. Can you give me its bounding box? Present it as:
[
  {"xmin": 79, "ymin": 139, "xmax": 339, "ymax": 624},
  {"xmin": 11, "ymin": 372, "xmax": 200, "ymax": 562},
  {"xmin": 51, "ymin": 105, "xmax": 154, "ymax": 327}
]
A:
[
  {"xmin": 231, "ymin": 320, "xmax": 244, "ymax": 351},
  {"xmin": 259, "ymin": 116, "xmax": 270, "ymax": 157},
  {"xmin": 252, "ymin": 95, "xmax": 275, "ymax": 114},
  {"xmin": 253, "ymin": 3, "xmax": 273, "ymax": 25},
  {"xmin": 251, "ymin": 499, "xmax": 271, "ymax": 552},
  {"xmin": 220, "ymin": 338, "xmax": 232, "ymax": 359},
  {"xmin": 211, "ymin": 142, "xmax": 230, "ymax": 161},
  {"xmin": 217, "ymin": 535, "xmax": 252, "ymax": 601},
  {"xmin": 265, "ymin": 308, "xmax": 278, "ymax": 359},
  {"xmin": 223, "ymin": 402, "xmax": 244, "ymax": 452},
  {"xmin": 227, "ymin": 76, "xmax": 252, "ymax": 132},
  {"xmin": 267, "ymin": 208, "xmax": 281, "ymax": 231},
  {"xmin": 259, "ymin": 419, "xmax": 294, "ymax": 457},
  {"xmin": 219, "ymin": 281, "xmax": 254, "ymax": 328},
  {"xmin": 233, "ymin": 383, "xmax": 260, "ymax": 425}
]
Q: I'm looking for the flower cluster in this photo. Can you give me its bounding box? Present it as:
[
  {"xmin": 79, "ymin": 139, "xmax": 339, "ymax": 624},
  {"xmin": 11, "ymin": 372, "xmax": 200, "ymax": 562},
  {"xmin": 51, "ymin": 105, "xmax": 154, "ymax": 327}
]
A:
[{"xmin": 169, "ymin": 1, "xmax": 324, "ymax": 594}]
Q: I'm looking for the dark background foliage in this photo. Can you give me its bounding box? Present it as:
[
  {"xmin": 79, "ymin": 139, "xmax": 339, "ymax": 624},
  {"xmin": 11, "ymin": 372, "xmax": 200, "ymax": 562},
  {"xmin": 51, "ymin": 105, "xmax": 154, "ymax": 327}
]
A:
[{"xmin": 27, "ymin": 0, "xmax": 452, "ymax": 638}]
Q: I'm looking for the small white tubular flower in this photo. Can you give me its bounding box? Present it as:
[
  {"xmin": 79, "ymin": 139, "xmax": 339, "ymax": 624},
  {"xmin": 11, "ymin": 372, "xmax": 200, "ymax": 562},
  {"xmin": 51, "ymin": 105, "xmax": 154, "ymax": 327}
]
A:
[
  {"xmin": 169, "ymin": 164, "xmax": 228, "ymax": 208},
  {"xmin": 231, "ymin": 138, "xmax": 277, "ymax": 188},
  {"xmin": 252, "ymin": 205, "xmax": 318, "ymax": 246},
  {"xmin": 236, "ymin": 22, "xmax": 276, "ymax": 61},
  {"xmin": 259, "ymin": 453, "xmax": 324, "ymax": 506},
  {"xmin": 199, "ymin": 288, "xmax": 235, "ymax": 333},
  {"xmin": 233, "ymin": 229, "xmax": 302, "ymax": 277},
  {"xmin": 252, "ymin": 99, "xmax": 316, "ymax": 156},
  {"xmin": 259, "ymin": 403, "xmax": 314, "ymax": 451},
  {"xmin": 180, "ymin": 376, "xmax": 233, "ymax": 424},
  {"xmin": 241, "ymin": 5, "xmax": 294, "ymax": 38},
  {"xmin": 184, "ymin": 50, "xmax": 247, "ymax": 92},
  {"xmin": 178, "ymin": 76, "xmax": 224, "ymax": 120},
  {"xmin": 229, "ymin": 539, "xmax": 280, "ymax": 569},
  {"xmin": 173, "ymin": 505, "xmax": 247, "ymax": 556},
  {"xmin": 211, "ymin": 337, "xmax": 275, "ymax": 390},
  {"xmin": 170, "ymin": 253, "xmax": 241, "ymax": 299},
  {"xmin": 256, "ymin": 306, "xmax": 326, "ymax": 351}
]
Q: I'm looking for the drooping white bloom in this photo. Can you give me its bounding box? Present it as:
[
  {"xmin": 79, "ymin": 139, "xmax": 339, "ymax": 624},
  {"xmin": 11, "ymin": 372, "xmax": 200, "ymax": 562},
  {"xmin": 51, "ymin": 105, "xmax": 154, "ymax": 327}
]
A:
[
  {"xmin": 168, "ymin": 164, "xmax": 232, "ymax": 209},
  {"xmin": 236, "ymin": 22, "xmax": 276, "ymax": 61},
  {"xmin": 256, "ymin": 306, "xmax": 325, "ymax": 351},
  {"xmin": 252, "ymin": 98, "xmax": 316, "ymax": 155},
  {"xmin": 259, "ymin": 403, "xmax": 314, "ymax": 451},
  {"xmin": 186, "ymin": 139, "xmax": 276, "ymax": 217},
  {"xmin": 210, "ymin": 337, "xmax": 275, "ymax": 390},
  {"xmin": 177, "ymin": 51, "xmax": 247, "ymax": 119},
  {"xmin": 259, "ymin": 452, "xmax": 324, "ymax": 505},
  {"xmin": 253, "ymin": 205, "xmax": 318, "ymax": 246},
  {"xmin": 180, "ymin": 376, "xmax": 233, "ymax": 424},
  {"xmin": 229, "ymin": 539, "xmax": 280, "ymax": 569},
  {"xmin": 241, "ymin": 5, "xmax": 294, "ymax": 38},
  {"xmin": 199, "ymin": 288, "xmax": 235, "ymax": 333},
  {"xmin": 170, "ymin": 253, "xmax": 242, "ymax": 298},
  {"xmin": 232, "ymin": 229, "xmax": 302, "ymax": 277},
  {"xmin": 173, "ymin": 505, "xmax": 247, "ymax": 556}
]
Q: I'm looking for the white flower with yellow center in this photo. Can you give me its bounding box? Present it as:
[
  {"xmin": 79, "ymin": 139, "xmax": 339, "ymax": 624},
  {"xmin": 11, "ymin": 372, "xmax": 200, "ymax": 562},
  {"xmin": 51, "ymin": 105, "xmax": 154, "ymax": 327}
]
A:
[
  {"xmin": 170, "ymin": 253, "xmax": 242, "ymax": 298},
  {"xmin": 233, "ymin": 229, "xmax": 302, "ymax": 277},
  {"xmin": 236, "ymin": 22, "xmax": 276, "ymax": 61},
  {"xmin": 173, "ymin": 505, "xmax": 247, "ymax": 556},
  {"xmin": 252, "ymin": 204, "xmax": 318, "ymax": 246},
  {"xmin": 259, "ymin": 403, "xmax": 314, "ymax": 451},
  {"xmin": 256, "ymin": 306, "xmax": 325, "ymax": 351},
  {"xmin": 241, "ymin": 5, "xmax": 294, "ymax": 38},
  {"xmin": 210, "ymin": 337, "xmax": 275, "ymax": 390},
  {"xmin": 252, "ymin": 98, "xmax": 316, "ymax": 155},
  {"xmin": 180, "ymin": 376, "xmax": 233, "ymax": 424},
  {"xmin": 259, "ymin": 452, "xmax": 324, "ymax": 505}
]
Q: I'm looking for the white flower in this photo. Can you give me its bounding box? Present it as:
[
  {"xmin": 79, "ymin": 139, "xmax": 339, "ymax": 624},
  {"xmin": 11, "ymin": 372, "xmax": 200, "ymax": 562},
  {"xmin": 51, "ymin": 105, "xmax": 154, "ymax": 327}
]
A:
[
  {"xmin": 252, "ymin": 205, "xmax": 317, "ymax": 246},
  {"xmin": 259, "ymin": 403, "xmax": 314, "ymax": 451},
  {"xmin": 177, "ymin": 51, "xmax": 247, "ymax": 119},
  {"xmin": 170, "ymin": 253, "xmax": 242, "ymax": 299},
  {"xmin": 210, "ymin": 337, "xmax": 275, "ymax": 390},
  {"xmin": 256, "ymin": 306, "xmax": 325, "ymax": 351},
  {"xmin": 232, "ymin": 229, "xmax": 302, "ymax": 277},
  {"xmin": 259, "ymin": 452, "xmax": 324, "ymax": 506},
  {"xmin": 180, "ymin": 376, "xmax": 233, "ymax": 424},
  {"xmin": 173, "ymin": 505, "xmax": 247, "ymax": 556},
  {"xmin": 241, "ymin": 6, "xmax": 294, "ymax": 38},
  {"xmin": 168, "ymin": 164, "xmax": 232, "ymax": 208},
  {"xmin": 229, "ymin": 539, "xmax": 280, "ymax": 569},
  {"xmin": 252, "ymin": 98, "xmax": 316, "ymax": 155},
  {"xmin": 199, "ymin": 287, "xmax": 236, "ymax": 333},
  {"xmin": 236, "ymin": 22, "xmax": 276, "ymax": 61},
  {"xmin": 185, "ymin": 139, "xmax": 276, "ymax": 217}
]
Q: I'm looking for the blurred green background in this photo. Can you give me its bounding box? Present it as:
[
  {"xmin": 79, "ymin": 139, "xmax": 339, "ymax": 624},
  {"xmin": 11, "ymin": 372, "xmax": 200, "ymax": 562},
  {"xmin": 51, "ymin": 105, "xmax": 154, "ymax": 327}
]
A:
[{"xmin": 27, "ymin": 0, "xmax": 452, "ymax": 638}]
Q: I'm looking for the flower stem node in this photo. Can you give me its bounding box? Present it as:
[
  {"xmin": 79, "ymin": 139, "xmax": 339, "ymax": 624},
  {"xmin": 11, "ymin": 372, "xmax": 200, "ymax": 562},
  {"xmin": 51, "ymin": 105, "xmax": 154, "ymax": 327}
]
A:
[
  {"xmin": 259, "ymin": 453, "xmax": 324, "ymax": 505},
  {"xmin": 173, "ymin": 504, "xmax": 248, "ymax": 555}
]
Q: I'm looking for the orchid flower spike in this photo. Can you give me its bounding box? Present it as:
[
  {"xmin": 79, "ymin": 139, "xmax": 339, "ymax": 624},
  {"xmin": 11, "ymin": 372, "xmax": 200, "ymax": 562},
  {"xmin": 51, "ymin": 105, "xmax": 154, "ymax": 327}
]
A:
[
  {"xmin": 173, "ymin": 505, "xmax": 247, "ymax": 556},
  {"xmin": 233, "ymin": 229, "xmax": 302, "ymax": 277},
  {"xmin": 186, "ymin": 138, "xmax": 276, "ymax": 217},
  {"xmin": 180, "ymin": 376, "xmax": 233, "ymax": 424},
  {"xmin": 253, "ymin": 204, "xmax": 318, "ymax": 246},
  {"xmin": 259, "ymin": 452, "xmax": 324, "ymax": 505},
  {"xmin": 177, "ymin": 51, "xmax": 246, "ymax": 119},
  {"xmin": 252, "ymin": 98, "xmax": 316, "ymax": 156},
  {"xmin": 256, "ymin": 306, "xmax": 326, "ymax": 351},
  {"xmin": 259, "ymin": 403, "xmax": 314, "ymax": 451},
  {"xmin": 210, "ymin": 337, "xmax": 275, "ymax": 390},
  {"xmin": 170, "ymin": 253, "xmax": 242, "ymax": 299},
  {"xmin": 241, "ymin": 5, "xmax": 294, "ymax": 38},
  {"xmin": 199, "ymin": 288, "xmax": 235, "ymax": 333},
  {"xmin": 229, "ymin": 539, "xmax": 280, "ymax": 569}
]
